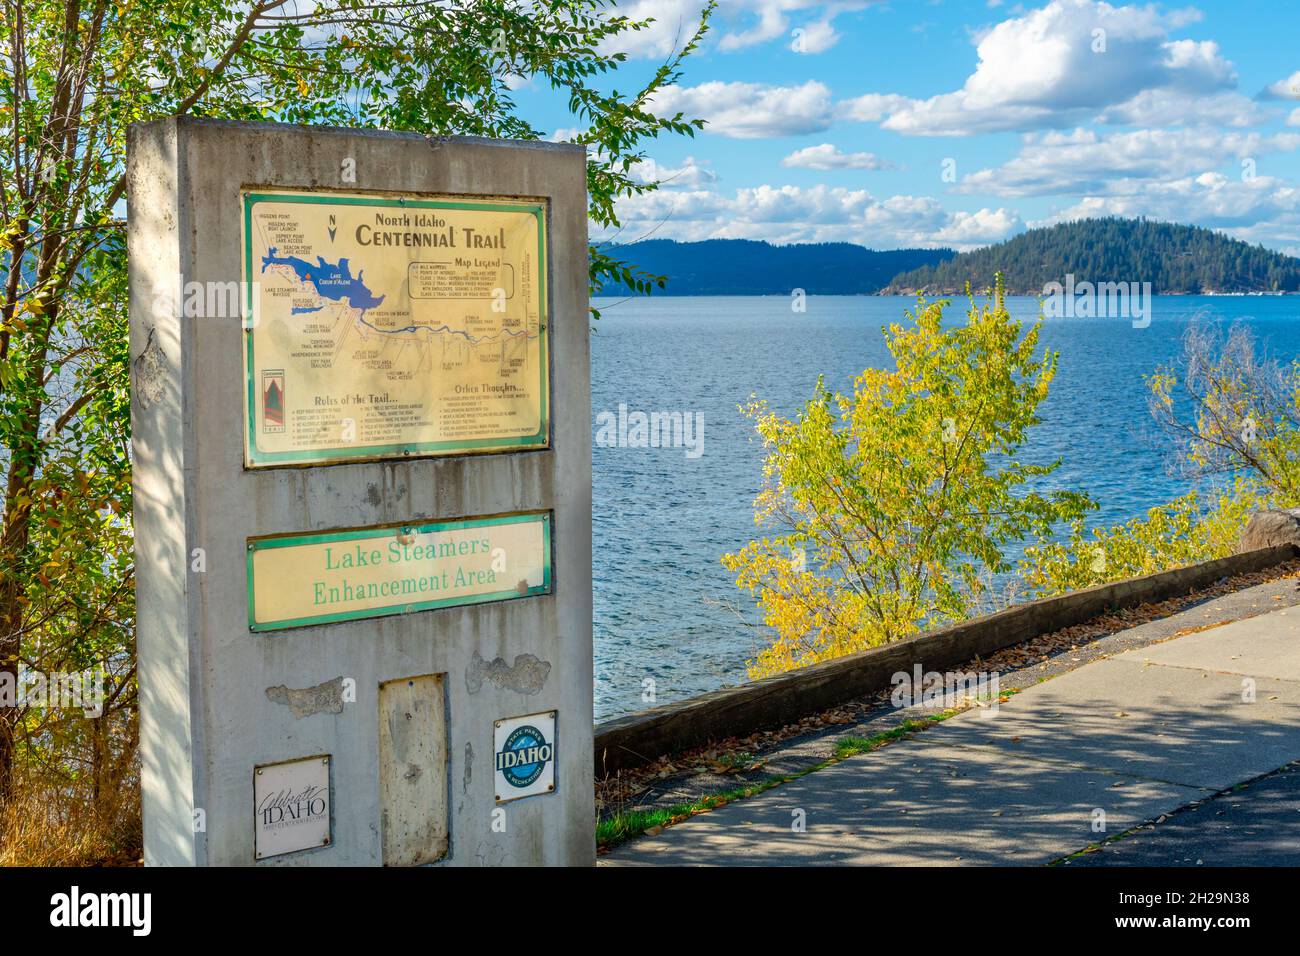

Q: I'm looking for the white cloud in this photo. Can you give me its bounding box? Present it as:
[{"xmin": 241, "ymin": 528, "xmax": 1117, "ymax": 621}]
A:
[
  {"xmin": 791, "ymin": 19, "xmax": 839, "ymax": 54},
  {"xmin": 837, "ymin": 93, "xmax": 912, "ymax": 123},
  {"xmin": 934, "ymin": 208, "xmax": 1024, "ymax": 245},
  {"xmin": 718, "ymin": 1, "xmax": 869, "ymax": 53},
  {"xmin": 1040, "ymin": 173, "xmax": 1300, "ymax": 248},
  {"xmin": 596, "ymin": 183, "xmax": 1022, "ymax": 249},
  {"xmin": 632, "ymin": 156, "xmax": 718, "ymax": 188},
  {"xmin": 1262, "ymin": 70, "xmax": 1300, "ymax": 100},
  {"xmin": 717, "ymin": 0, "xmax": 793, "ymax": 51},
  {"xmin": 604, "ymin": 1, "xmax": 868, "ymax": 58},
  {"xmin": 1096, "ymin": 89, "xmax": 1264, "ymax": 127},
  {"xmin": 958, "ymin": 127, "xmax": 1300, "ymax": 197},
  {"xmin": 781, "ymin": 143, "xmax": 892, "ymax": 170},
  {"xmin": 840, "ymin": 0, "xmax": 1238, "ymax": 136},
  {"xmin": 650, "ymin": 81, "xmax": 834, "ymax": 138},
  {"xmin": 600, "ymin": 0, "xmax": 705, "ymax": 59},
  {"xmin": 592, "ymin": 0, "xmax": 1300, "ymax": 255}
]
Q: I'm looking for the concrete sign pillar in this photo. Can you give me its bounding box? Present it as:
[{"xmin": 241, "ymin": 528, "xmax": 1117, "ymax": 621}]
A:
[{"xmin": 127, "ymin": 118, "xmax": 592, "ymax": 866}]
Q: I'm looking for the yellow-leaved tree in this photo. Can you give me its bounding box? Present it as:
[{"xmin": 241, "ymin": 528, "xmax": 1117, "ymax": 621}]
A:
[
  {"xmin": 723, "ymin": 279, "xmax": 1093, "ymax": 678},
  {"xmin": 1022, "ymin": 320, "xmax": 1300, "ymax": 595}
]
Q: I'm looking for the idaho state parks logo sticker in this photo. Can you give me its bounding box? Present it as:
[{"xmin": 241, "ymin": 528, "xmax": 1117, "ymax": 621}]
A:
[{"xmin": 494, "ymin": 710, "xmax": 556, "ymax": 802}]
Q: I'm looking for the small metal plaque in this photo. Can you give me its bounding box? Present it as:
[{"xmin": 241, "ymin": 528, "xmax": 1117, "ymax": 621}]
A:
[
  {"xmin": 494, "ymin": 710, "xmax": 557, "ymax": 803},
  {"xmin": 254, "ymin": 755, "xmax": 332, "ymax": 859}
]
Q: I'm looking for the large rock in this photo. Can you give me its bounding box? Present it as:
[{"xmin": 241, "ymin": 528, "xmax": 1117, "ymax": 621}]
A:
[{"xmin": 1237, "ymin": 508, "xmax": 1300, "ymax": 552}]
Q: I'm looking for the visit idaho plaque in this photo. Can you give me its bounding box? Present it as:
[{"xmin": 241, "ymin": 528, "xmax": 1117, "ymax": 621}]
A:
[{"xmin": 241, "ymin": 189, "xmax": 549, "ymax": 467}]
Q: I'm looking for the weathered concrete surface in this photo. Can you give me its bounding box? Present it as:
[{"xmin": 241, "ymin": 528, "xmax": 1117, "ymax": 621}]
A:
[
  {"xmin": 1130, "ymin": 605, "xmax": 1300, "ymax": 679},
  {"xmin": 596, "ymin": 545, "xmax": 1297, "ymax": 776},
  {"xmin": 129, "ymin": 118, "xmax": 593, "ymax": 866},
  {"xmin": 465, "ymin": 651, "xmax": 551, "ymax": 696},
  {"xmin": 934, "ymin": 658, "xmax": 1300, "ymax": 792},
  {"xmin": 265, "ymin": 676, "xmax": 347, "ymax": 719},
  {"xmin": 609, "ymin": 735, "xmax": 1199, "ymax": 867},
  {"xmin": 1066, "ymin": 761, "xmax": 1300, "ymax": 866},
  {"xmin": 604, "ymin": 605, "xmax": 1300, "ymax": 866},
  {"xmin": 602, "ymin": 572, "xmax": 1300, "ymax": 820}
]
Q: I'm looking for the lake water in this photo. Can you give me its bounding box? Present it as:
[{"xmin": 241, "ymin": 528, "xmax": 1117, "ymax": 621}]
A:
[{"xmin": 589, "ymin": 294, "xmax": 1300, "ymax": 721}]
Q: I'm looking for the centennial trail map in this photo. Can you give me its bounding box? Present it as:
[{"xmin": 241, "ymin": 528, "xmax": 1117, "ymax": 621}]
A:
[{"xmin": 241, "ymin": 189, "xmax": 549, "ymax": 467}]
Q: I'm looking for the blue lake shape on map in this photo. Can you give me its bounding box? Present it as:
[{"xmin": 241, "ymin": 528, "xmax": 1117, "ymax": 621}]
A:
[{"xmin": 262, "ymin": 247, "xmax": 385, "ymax": 312}]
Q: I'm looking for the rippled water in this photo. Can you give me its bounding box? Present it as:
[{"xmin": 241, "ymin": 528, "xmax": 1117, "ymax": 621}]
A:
[{"xmin": 590, "ymin": 295, "xmax": 1300, "ymax": 721}]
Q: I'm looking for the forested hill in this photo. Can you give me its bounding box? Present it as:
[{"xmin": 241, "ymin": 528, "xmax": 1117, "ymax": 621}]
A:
[
  {"xmin": 884, "ymin": 218, "xmax": 1300, "ymax": 294},
  {"xmin": 596, "ymin": 239, "xmax": 955, "ymax": 295}
]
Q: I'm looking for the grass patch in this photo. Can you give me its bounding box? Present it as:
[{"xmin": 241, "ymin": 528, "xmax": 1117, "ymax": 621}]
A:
[
  {"xmin": 835, "ymin": 715, "xmax": 940, "ymax": 759},
  {"xmin": 597, "ymin": 775, "xmax": 809, "ymax": 849},
  {"xmin": 595, "ymin": 778, "xmax": 791, "ymax": 847},
  {"xmin": 832, "ymin": 703, "xmax": 976, "ymax": 758},
  {"xmin": 0, "ymin": 772, "xmax": 140, "ymax": 866},
  {"xmin": 596, "ymin": 804, "xmax": 694, "ymax": 847}
]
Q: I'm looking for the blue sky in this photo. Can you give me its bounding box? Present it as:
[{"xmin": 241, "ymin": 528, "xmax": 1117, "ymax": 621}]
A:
[{"xmin": 516, "ymin": 0, "xmax": 1300, "ymax": 253}]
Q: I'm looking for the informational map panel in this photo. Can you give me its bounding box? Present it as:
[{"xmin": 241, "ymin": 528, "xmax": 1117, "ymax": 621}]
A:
[{"xmin": 241, "ymin": 189, "xmax": 549, "ymax": 467}]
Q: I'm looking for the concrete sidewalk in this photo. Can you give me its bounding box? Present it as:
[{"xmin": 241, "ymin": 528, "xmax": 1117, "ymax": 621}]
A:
[{"xmin": 604, "ymin": 607, "xmax": 1300, "ymax": 866}]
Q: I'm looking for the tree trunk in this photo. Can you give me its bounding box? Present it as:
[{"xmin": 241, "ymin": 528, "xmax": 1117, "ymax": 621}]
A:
[
  {"xmin": 0, "ymin": 711, "xmax": 13, "ymax": 807},
  {"xmin": 0, "ymin": 467, "xmax": 37, "ymax": 804}
]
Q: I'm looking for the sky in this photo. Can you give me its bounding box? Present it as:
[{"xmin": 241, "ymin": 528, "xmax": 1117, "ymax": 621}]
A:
[{"xmin": 514, "ymin": 0, "xmax": 1300, "ymax": 254}]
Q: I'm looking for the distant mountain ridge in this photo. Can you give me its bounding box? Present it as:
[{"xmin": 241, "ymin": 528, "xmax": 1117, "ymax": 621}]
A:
[
  {"xmin": 596, "ymin": 239, "xmax": 956, "ymax": 295},
  {"xmin": 884, "ymin": 218, "xmax": 1300, "ymax": 295}
]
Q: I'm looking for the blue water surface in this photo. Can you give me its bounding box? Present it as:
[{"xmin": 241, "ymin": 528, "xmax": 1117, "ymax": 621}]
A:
[{"xmin": 590, "ymin": 295, "xmax": 1300, "ymax": 720}]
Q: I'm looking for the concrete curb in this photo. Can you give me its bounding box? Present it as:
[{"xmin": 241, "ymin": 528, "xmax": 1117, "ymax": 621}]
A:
[{"xmin": 594, "ymin": 545, "xmax": 1297, "ymax": 776}]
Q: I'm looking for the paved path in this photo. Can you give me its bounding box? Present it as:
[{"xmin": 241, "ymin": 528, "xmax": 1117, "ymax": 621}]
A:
[
  {"xmin": 1064, "ymin": 761, "xmax": 1300, "ymax": 866},
  {"xmin": 605, "ymin": 606, "xmax": 1300, "ymax": 866}
]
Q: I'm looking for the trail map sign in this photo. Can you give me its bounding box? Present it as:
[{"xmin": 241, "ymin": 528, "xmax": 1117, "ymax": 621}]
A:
[
  {"xmin": 129, "ymin": 119, "xmax": 593, "ymax": 868},
  {"xmin": 242, "ymin": 189, "xmax": 549, "ymax": 467}
]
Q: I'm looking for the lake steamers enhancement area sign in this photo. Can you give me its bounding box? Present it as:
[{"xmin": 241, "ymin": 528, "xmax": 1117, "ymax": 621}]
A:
[
  {"xmin": 248, "ymin": 512, "xmax": 551, "ymax": 632},
  {"xmin": 242, "ymin": 189, "xmax": 549, "ymax": 467}
]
